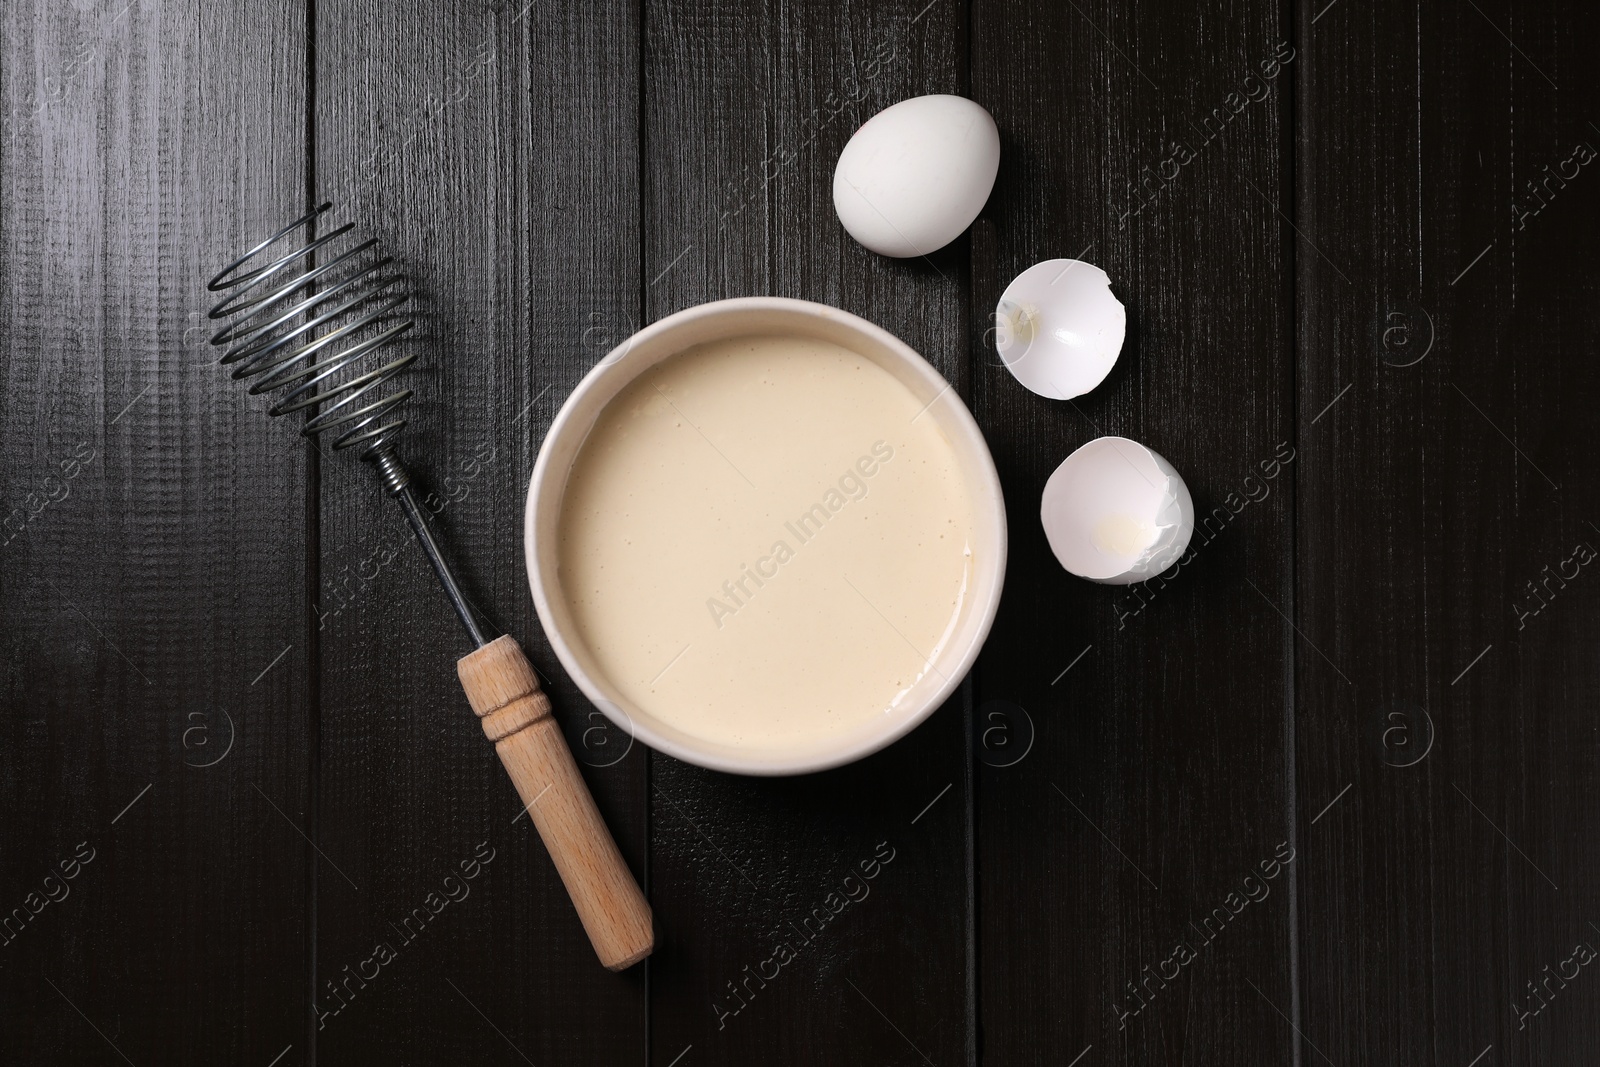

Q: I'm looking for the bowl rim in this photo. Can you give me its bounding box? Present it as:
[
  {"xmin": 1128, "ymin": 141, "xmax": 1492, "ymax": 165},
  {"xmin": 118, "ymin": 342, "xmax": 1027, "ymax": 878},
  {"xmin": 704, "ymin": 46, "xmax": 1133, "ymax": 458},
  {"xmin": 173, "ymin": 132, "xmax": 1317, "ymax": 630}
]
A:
[{"xmin": 524, "ymin": 296, "xmax": 1007, "ymax": 776}]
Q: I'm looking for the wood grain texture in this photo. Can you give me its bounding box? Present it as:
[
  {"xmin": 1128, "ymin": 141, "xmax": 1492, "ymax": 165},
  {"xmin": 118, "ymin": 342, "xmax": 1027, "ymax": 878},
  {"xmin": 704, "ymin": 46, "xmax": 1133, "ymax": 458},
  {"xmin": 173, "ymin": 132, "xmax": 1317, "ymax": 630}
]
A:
[
  {"xmin": 971, "ymin": 0, "xmax": 1298, "ymax": 1062},
  {"xmin": 1294, "ymin": 1, "xmax": 1600, "ymax": 1064},
  {"xmin": 457, "ymin": 635, "xmax": 653, "ymax": 971},
  {"xmin": 310, "ymin": 0, "xmax": 646, "ymax": 1062},
  {"xmin": 0, "ymin": 0, "xmax": 311, "ymax": 1062},
  {"xmin": 3, "ymin": 0, "xmax": 1600, "ymax": 1063},
  {"xmin": 641, "ymin": 0, "xmax": 975, "ymax": 1063}
]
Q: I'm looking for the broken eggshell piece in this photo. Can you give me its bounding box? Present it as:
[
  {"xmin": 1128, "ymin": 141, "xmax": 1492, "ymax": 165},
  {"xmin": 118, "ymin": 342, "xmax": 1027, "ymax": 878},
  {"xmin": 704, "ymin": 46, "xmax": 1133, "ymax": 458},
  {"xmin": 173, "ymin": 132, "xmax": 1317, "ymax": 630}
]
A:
[
  {"xmin": 1041, "ymin": 436, "xmax": 1193, "ymax": 584},
  {"xmin": 995, "ymin": 259, "xmax": 1126, "ymax": 400}
]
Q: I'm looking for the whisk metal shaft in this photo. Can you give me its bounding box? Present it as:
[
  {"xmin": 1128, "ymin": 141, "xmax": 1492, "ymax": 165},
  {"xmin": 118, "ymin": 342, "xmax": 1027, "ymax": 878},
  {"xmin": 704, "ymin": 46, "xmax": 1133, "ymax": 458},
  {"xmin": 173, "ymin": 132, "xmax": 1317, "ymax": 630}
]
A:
[
  {"xmin": 393, "ymin": 477, "xmax": 488, "ymax": 648},
  {"xmin": 207, "ymin": 202, "xmax": 488, "ymax": 648}
]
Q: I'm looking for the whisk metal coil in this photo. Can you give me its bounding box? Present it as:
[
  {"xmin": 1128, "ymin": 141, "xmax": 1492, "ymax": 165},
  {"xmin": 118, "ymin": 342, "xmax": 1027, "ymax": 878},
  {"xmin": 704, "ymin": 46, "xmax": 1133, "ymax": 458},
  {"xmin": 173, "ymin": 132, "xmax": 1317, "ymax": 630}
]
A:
[
  {"xmin": 206, "ymin": 202, "xmax": 416, "ymax": 467},
  {"xmin": 206, "ymin": 202, "xmax": 486, "ymax": 646}
]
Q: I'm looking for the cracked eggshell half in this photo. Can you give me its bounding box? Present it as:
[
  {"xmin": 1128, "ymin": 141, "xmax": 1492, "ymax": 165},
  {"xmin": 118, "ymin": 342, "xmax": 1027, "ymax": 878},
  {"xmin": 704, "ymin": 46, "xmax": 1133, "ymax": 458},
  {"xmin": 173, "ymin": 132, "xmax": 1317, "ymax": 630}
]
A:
[
  {"xmin": 995, "ymin": 259, "xmax": 1125, "ymax": 400},
  {"xmin": 1041, "ymin": 436, "xmax": 1193, "ymax": 584},
  {"xmin": 832, "ymin": 95, "xmax": 1000, "ymax": 258}
]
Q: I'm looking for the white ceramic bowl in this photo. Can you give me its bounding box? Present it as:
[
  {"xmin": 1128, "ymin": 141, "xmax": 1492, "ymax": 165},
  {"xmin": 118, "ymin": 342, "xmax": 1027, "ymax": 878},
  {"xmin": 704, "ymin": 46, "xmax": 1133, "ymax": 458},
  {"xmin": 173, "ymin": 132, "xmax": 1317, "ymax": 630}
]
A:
[{"xmin": 525, "ymin": 297, "xmax": 1007, "ymax": 775}]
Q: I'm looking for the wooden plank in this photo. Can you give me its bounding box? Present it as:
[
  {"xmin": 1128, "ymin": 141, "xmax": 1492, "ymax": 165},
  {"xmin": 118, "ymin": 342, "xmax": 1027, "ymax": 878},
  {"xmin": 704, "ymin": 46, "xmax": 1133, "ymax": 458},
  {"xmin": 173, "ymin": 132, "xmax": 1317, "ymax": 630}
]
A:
[
  {"xmin": 0, "ymin": 0, "xmax": 311, "ymax": 1062},
  {"xmin": 641, "ymin": 0, "xmax": 975, "ymax": 1062},
  {"xmin": 7, "ymin": 1, "xmax": 1596, "ymax": 1061},
  {"xmin": 1294, "ymin": 1, "xmax": 1600, "ymax": 1063},
  {"xmin": 970, "ymin": 1, "xmax": 1299, "ymax": 1061},
  {"xmin": 310, "ymin": 0, "xmax": 646, "ymax": 1062}
]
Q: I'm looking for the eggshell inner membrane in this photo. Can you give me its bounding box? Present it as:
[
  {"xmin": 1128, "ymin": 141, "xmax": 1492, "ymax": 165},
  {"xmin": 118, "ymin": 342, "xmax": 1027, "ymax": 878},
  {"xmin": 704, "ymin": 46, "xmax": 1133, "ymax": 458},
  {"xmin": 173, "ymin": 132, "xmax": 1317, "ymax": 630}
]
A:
[
  {"xmin": 995, "ymin": 259, "xmax": 1126, "ymax": 400},
  {"xmin": 1040, "ymin": 436, "xmax": 1194, "ymax": 584}
]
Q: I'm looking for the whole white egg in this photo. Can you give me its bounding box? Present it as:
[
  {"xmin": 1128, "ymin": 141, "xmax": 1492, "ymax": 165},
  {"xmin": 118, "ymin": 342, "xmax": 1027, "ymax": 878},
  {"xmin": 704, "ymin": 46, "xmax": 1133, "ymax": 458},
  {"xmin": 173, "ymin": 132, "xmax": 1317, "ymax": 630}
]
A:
[{"xmin": 832, "ymin": 95, "xmax": 1000, "ymax": 258}]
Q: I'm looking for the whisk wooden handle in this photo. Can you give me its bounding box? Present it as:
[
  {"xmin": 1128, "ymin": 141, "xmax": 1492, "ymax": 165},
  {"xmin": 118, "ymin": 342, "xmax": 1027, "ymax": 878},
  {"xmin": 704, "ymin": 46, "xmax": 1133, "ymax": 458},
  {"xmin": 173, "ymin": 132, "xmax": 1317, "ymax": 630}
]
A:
[{"xmin": 457, "ymin": 635, "xmax": 653, "ymax": 971}]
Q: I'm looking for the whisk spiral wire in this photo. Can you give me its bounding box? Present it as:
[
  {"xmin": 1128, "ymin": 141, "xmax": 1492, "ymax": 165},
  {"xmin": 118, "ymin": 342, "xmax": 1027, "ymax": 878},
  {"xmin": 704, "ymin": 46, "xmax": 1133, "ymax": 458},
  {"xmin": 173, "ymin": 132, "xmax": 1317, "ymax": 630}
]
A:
[
  {"xmin": 206, "ymin": 202, "xmax": 487, "ymax": 646},
  {"xmin": 205, "ymin": 201, "xmax": 417, "ymax": 462}
]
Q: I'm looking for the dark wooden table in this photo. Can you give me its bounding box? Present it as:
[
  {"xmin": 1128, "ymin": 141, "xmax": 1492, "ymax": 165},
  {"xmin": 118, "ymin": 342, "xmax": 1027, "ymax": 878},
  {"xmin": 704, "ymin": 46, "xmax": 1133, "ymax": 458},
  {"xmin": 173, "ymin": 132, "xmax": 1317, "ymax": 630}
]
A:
[{"xmin": 4, "ymin": 0, "xmax": 1598, "ymax": 1063}]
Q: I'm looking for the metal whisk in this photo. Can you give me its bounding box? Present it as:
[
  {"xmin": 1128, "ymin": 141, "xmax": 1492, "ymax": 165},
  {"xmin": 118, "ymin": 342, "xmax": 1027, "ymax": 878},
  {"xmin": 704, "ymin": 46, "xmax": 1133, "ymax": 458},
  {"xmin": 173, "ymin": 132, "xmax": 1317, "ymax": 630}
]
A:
[
  {"xmin": 204, "ymin": 201, "xmax": 654, "ymax": 971},
  {"xmin": 205, "ymin": 201, "xmax": 485, "ymax": 646}
]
